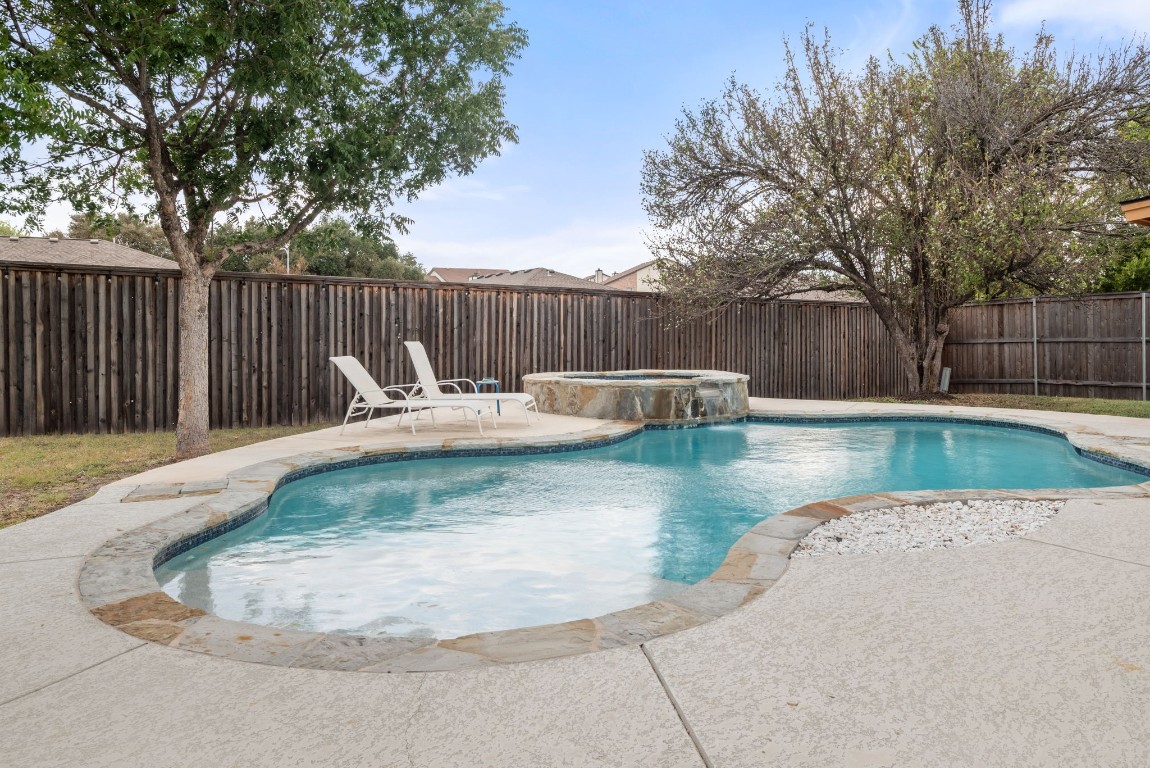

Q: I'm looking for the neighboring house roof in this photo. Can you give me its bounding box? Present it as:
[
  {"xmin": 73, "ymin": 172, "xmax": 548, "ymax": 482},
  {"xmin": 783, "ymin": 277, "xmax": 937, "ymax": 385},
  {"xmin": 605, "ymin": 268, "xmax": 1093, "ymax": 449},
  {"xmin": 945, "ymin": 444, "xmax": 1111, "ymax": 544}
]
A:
[
  {"xmin": 604, "ymin": 259, "xmax": 656, "ymax": 283},
  {"xmin": 426, "ymin": 267, "xmax": 508, "ymax": 282},
  {"xmin": 0, "ymin": 236, "xmax": 176, "ymax": 270},
  {"xmin": 775, "ymin": 278, "xmax": 864, "ymax": 303},
  {"xmin": 783, "ymin": 288, "xmax": 866, "ymax": 303},
  {"xmin": 468, "ymin": 268, "xmax": 606, "ymax": 290},
  {"xmin": 603, "ymin": 259, "xmax": 659, "ymax": 292},
  {"xmin": 1120, "ymin": 195, "xmax": 1150, "ymax": 227}
]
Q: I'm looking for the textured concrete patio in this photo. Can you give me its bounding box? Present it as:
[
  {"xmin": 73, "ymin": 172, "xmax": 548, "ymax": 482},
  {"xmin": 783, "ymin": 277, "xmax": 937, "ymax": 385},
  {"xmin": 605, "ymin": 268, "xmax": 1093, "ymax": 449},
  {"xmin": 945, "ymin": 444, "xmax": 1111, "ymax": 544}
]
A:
[{"xmin": 2, "ymin": 400, "xmax": 1149, "ymax": 767}]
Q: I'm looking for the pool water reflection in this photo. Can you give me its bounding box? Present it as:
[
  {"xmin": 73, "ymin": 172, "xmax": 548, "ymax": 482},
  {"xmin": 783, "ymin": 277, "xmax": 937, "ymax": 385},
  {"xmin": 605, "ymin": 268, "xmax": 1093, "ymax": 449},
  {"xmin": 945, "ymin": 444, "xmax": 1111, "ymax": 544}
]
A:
[{"xmin": 156, "ymin": 421, "xmax": 1143, "ymax": 638}]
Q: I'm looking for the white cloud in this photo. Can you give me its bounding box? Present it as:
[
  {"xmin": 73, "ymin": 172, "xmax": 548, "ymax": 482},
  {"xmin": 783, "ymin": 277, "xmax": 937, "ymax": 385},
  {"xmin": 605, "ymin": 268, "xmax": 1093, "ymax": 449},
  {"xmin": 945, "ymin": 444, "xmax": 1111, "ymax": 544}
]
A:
[
  {"xmin": 838, "ymin": 0, "xmax": 918, "ymax": 66},
  {"xmin": 1000, "ymin": 0, "xmax": 1149, "ymax": 35},
  {"xmin": 397, "ymin": 220, "xmax": 651, "ymax": 277},
  {"xmin": 417, "ymin": 177, "xmax": 530, "ymax": 204}
]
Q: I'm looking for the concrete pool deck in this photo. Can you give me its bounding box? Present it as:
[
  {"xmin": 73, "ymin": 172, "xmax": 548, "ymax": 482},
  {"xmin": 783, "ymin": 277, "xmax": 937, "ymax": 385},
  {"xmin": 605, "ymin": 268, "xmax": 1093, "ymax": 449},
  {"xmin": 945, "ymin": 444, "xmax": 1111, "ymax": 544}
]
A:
[{"xmin": 2, "ymin": 400, "xmax": 1150, "ymax": 766}]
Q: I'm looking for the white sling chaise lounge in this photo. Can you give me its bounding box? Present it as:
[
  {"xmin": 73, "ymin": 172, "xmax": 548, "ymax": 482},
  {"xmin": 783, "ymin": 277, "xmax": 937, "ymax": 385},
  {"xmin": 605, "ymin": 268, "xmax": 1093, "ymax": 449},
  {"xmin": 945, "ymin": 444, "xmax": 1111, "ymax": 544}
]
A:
[
  {"xmin": 403, "ymin": 341, "xmax": 539, "ymax": 422},
  {"xmin": 330, "ymin": 356, "xmax": 496, "ymax": 435}
]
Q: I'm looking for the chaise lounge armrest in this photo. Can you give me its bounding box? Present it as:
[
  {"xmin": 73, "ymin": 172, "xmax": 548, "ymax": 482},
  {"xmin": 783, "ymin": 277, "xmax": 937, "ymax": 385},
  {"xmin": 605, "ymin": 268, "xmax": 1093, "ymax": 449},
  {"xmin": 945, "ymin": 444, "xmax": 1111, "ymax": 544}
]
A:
[
  {"xmin": 432, "ymin": 377, "xmax": 480, "ymax": 395},
  {"xmin": 376, "ymin": 383, "xmax": 420, "ymax": 399}
]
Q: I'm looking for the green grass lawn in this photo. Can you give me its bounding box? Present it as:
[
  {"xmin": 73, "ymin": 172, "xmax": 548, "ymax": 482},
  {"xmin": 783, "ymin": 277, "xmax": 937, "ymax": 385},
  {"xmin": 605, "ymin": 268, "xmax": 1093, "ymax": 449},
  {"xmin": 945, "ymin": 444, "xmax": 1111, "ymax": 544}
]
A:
[
  {"xmin": 0, "ymin": 423, "xmax": 334, "ymax": 528},
  {"xmin": 859, "ymin": 393, "xmax": 1150, "ymax": 419}
]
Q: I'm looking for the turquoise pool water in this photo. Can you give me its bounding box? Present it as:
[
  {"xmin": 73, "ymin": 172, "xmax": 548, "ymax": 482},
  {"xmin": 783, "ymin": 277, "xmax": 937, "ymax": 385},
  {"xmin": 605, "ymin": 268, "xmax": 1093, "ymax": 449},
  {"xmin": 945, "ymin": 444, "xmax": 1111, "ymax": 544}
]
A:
[{"xmin": 156, "ymin": 421, "xmax": 1144, "ymax": 638}]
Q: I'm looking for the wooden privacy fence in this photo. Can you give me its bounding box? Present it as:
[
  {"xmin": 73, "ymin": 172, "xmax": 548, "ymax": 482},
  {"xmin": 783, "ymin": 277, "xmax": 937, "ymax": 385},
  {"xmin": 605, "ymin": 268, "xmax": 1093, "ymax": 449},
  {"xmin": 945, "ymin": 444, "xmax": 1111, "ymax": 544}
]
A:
[
  {"xmin": 944, "ymin": 292, "xmax": 1150, "ymax": 400},
  {"xmin": 0, "ymin": 262, "xmax": 907, "ymax": 436}
]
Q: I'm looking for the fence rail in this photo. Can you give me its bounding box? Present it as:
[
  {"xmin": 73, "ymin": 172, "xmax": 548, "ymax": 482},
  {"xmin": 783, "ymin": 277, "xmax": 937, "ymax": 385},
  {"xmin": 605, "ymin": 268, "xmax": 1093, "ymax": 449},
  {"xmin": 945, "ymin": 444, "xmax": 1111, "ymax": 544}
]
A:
[
  {"xmin": 943, "ymin": 293, "xmax": 1149, "ymax": 400},
  {"xmin": 0, "ymin": 263, "xmax": 908, "ymax": 435},
  {"xmin": 8, "ymin": 263, "xmax": 1145, "ymax": 437}
]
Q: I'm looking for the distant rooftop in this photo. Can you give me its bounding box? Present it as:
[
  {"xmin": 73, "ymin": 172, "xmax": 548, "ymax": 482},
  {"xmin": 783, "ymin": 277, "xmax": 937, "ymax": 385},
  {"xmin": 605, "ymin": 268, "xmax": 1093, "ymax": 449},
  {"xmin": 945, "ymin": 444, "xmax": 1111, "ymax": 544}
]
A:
[
  {"xmin": 603, "ymin": 260, "xmax": 658, "ymax": 292},
  {"xmin": 468, "ymin": 268, "xmax": 605, "ymax": 290},
  {"xmin": 784, "ymin": 288, "xmax": 865, "ymax": 303},
  {"xmin": 426, "ymin": 267, "xmax": 508, "ymax": 283},
  {"xmin": 776, "ymin": 275, "xmax": 865, "ymax": 303},
  {"xmin": 1120, "ymin": 196, "xmax": 1150, "ymax": 227},
  {"xmin": 0, "ymin": 236, "xmax": 176, "ymax": 271}
]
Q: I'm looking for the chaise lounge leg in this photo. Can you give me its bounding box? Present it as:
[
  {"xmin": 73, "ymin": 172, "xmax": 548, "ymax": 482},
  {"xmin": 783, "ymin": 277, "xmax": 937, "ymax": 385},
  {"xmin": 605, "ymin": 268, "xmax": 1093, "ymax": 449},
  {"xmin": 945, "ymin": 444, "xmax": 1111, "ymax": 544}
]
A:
[{"xmin": 340, "ymin": 399, "xmax": 358, "ymax": 435}]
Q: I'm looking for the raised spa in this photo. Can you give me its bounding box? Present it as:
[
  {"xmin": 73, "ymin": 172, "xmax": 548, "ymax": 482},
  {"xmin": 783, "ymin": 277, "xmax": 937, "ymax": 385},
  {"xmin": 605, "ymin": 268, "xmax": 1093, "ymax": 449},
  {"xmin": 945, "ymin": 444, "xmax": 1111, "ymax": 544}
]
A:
[
  {"xmin": 156, "ymin": 420, "xmax": 1145, "ymax": 640},
  {"xmin": 522, "ymin": 369, "xmax": 749, "ymax": 422}
]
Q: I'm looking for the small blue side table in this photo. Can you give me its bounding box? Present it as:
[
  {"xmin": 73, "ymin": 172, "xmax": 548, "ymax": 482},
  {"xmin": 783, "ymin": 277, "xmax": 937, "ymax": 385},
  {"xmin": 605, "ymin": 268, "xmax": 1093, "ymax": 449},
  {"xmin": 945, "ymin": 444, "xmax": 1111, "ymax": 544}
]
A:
[{"xmin": 477, "ymin": 377, "xmax": 500, "ymax": 414}]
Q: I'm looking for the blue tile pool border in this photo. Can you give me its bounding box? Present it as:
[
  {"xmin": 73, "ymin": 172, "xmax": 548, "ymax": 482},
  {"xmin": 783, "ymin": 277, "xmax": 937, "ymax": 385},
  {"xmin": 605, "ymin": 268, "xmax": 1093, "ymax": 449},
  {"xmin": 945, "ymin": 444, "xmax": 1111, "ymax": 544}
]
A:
[
  {"xmin": 83, "ymin": 408, "xmax": 1150, "ymax": 672},
  {"xmin": 152, "ymin": 428, "xmax": 642, "ymax": 567},
  {"xmin": 154, "ymin": 498, "xmax": 270, "ymax": 567},
  {"xmin": 152, "ymin": 412, "xmax": 1150, "ymax": 569}
]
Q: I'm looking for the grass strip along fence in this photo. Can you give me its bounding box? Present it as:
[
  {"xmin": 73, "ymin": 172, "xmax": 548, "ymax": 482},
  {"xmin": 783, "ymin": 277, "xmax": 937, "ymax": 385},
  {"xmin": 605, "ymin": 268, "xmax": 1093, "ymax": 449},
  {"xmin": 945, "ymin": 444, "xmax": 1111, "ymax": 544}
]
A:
[
  {"xmin": 945, "ymin": 293, "xmax": 1150, "ymax": 401},
  {"xmin": 0, "ymin": 263, "xmax": 905, "ymax": 435}
]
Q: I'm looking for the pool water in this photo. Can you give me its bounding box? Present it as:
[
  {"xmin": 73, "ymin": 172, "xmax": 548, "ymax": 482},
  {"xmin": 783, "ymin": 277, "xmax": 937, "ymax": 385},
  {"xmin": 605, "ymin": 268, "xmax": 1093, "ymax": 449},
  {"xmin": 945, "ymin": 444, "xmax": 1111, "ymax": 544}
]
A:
[{"xmin": 156, "ymin": 421, "xmax": 1144, "ymax": 638}]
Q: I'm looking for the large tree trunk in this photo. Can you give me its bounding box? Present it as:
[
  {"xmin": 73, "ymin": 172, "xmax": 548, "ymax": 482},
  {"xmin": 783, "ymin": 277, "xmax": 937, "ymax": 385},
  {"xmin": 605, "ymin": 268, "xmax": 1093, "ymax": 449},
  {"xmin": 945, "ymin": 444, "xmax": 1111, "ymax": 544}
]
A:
[
  {"xmin": 918, "ymin": 321, "xmax": 950, "ymax": 392},
  {"xmin": 892, "ymin": 322, "xmax": 949, "ymax": 394},
  {"xmin": 176, "ymin": 267, "xmax": 212, "ymax": 458},
  {"xmin": 864, "ymin": 291, "xmax": 950, "ymax": 394}
]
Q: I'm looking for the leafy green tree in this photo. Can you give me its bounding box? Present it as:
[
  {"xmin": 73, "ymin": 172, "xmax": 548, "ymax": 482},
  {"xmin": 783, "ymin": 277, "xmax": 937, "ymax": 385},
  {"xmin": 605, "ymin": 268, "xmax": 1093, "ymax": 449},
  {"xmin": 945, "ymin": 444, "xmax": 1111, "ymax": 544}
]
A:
[
  {"xmin": 1, "ymin": 1, "xmax": 525, "ymax": 456},
  {"xmin": 0, "ymin": 222, "xmax": 23, "ymax": 237},
  {"xmin": 294, "ymin": 220, "xmax": 423, "ymax": 279},
  {"xmin": 68, "ymin": 212, "xmax": 172, "ymax": 259},
  {"xmin": 211, "ymin": 217, "xmax": 424, "ymax": 278},
  {"xmin": 1090, "ymin": 122, "xmax": 1150, "ymax": 292},
  {"xmin": 208, "ymin": 219, "xmax": 280, "ymax": 272},
  {"xmin": 642, "ymin": 0, "xmax": 1150, "ymax": 393},
  {"xmin": 1094, "ymin": 234, "xmax": 1150, "ymax": 292}
]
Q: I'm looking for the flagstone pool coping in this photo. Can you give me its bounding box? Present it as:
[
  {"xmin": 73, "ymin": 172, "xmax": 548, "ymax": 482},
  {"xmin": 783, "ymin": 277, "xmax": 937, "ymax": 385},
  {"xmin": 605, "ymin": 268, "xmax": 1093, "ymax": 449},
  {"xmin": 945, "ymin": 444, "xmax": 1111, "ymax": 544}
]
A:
[{"xmin": 77, "ymin": 409, "xmax": 1150, "ymax": 673}]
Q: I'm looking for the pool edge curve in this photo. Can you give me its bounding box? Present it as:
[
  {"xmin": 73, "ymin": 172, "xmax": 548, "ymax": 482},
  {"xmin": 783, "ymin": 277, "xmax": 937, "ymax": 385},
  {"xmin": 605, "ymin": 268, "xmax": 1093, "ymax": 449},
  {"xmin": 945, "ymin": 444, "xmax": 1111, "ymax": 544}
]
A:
[{"xmin": 79, "ymin": 410, "xmax": 1150, "ymax": 673}]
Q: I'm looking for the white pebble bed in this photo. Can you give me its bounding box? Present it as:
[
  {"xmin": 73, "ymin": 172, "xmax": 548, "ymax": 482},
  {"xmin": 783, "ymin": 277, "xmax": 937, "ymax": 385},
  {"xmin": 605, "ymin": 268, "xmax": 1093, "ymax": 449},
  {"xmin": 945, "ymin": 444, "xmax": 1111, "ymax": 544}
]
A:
[{"xmin": 791, "ymin": 499, "xmax": 1064, "ymax": 557}]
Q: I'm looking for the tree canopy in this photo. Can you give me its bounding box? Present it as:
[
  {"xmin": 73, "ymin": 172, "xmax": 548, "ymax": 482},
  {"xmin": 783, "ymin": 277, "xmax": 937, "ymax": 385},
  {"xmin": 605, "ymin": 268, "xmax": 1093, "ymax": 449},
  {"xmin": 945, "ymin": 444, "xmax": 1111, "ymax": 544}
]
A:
[
  {"xmin": 66, "ymin": 212, "xmax": 173, "ymax": 258},
  {"xmin": 1, "ymin": 0, "xmax": 525, "ymax": 455},
  {"xmin": 642, "ymin": 0, "xmax": 1150, "ymax": 392},
  {"xmin": 63, "ymin": 211, "xmax": 425, "ymax": 279},
  {"xmin": 213, "ymin": 218, "xmax": 424, "ymax": 280},
  {"xmin": 1, "ymin": 0, "xmax": 525, "ymax": 261},
  {"xmin": 1093, "ymin": 233, "xmax": 1150, "ymax": 292}
]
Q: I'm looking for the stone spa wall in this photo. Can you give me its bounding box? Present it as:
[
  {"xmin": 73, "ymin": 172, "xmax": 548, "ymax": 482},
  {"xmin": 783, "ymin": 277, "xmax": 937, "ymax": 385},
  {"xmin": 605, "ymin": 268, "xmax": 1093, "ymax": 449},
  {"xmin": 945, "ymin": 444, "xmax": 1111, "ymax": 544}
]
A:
[{"xmin": 522, "ymin": 370, "xmax": 750, "ymax": 423}]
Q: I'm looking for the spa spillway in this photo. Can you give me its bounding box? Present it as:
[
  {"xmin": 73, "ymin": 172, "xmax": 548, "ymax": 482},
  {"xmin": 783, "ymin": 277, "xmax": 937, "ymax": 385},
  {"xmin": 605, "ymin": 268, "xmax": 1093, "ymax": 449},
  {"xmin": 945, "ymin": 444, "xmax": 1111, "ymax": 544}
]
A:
[{"xmin": 522, "ymin": 370, "xmax": 750, "ymax": 423}]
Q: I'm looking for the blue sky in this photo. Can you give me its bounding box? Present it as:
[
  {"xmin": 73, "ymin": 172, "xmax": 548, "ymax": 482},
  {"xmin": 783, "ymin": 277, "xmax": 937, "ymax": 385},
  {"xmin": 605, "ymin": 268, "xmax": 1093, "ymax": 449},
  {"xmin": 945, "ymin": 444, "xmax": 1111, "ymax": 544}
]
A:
[
  {"xmin": 394, "ymin": 0, "xmax": 1150, "ymax": 277},
  {"xmin": 10, "ymin": 0, "xmax": 1149, "ymax": 277}
]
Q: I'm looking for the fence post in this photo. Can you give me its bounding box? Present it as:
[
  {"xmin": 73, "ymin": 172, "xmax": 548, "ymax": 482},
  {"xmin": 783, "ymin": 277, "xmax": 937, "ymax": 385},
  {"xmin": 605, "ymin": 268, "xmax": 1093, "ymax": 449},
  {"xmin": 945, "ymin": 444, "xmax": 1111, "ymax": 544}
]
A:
[
  {"xmin": 1031, "ymin": 297, "xmax": 1038, "ymax": 397},
  {"xmin": 1142, "ymin": 292, "xmax": 1147, "ymax": 401}
]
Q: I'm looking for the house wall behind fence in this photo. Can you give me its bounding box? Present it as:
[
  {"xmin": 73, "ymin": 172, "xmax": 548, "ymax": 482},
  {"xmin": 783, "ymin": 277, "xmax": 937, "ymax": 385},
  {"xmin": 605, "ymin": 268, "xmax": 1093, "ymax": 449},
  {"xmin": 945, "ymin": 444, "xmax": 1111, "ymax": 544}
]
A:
[{"xmin": 0, "ymin": 264, "xmax": 909, "ymax": 435}]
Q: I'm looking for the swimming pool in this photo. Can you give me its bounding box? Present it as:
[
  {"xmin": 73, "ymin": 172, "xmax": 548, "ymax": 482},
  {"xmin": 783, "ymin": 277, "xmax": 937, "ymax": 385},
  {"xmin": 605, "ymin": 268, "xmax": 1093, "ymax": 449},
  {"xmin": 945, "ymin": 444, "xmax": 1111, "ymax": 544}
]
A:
[{"xmin": 155, "ymin": 420, "xmax": 1145, "ymax": 639}]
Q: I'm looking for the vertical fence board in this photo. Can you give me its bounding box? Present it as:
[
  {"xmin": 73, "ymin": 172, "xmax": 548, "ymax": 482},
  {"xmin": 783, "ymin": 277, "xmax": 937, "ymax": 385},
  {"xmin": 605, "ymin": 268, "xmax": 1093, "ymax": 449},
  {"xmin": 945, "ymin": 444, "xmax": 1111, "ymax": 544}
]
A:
[
  {"xmin": 19, "ymin": 264, "xmax": 1128, "ymax": 436},
  {"xmin": 0, "ymin": 270, "xmax": 8, "ymax": 435},
  {"xmin": 944, "ymin": 294, "xmax": 1146, "ymax": 398}
]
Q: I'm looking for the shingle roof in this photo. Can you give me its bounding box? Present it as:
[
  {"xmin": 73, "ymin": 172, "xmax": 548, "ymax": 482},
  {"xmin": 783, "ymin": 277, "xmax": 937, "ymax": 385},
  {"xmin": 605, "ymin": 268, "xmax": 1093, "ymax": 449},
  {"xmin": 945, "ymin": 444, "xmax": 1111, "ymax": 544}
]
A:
[
  {"xmin": 0, "ymin": 237, "xmax": 177, "ymax": 270},
  {"xmin": 602, "ymin": 259, "xmax": 659, "ymax": 292},
  {"xmin": 775, "ymin": 274, "xmax": 866, "ymax": 303},
  {"xmin": 782, "ymin": 288, "xmax": 866, "ymax": 303},
  {"xmin": 603, "ymin": 259, "xmax": 657, "ymax": 284},
  {"xmin": 468, "ymin": 268, "xmax": 606, "ymax": 290},
  {"xmin": 426, "ymin": 267, "xmax": 508, "ymax": 282}
]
